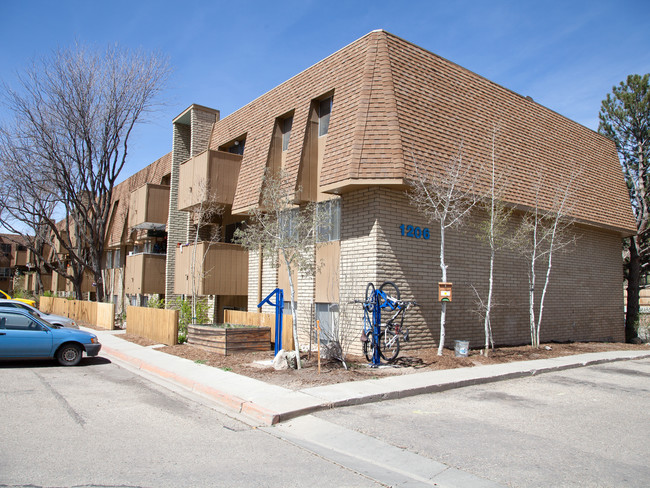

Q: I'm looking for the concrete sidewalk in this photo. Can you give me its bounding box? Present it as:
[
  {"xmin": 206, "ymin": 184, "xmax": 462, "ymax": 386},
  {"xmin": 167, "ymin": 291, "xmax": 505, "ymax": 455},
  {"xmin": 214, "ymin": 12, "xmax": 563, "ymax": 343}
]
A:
[{"xmin": 91, "ymin": 328, "xmax": 650, "ymax": 426}]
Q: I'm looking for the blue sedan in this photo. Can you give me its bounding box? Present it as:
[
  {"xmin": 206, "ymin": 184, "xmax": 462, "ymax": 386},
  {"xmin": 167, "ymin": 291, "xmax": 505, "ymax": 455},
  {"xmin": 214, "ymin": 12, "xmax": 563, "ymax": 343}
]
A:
[{"xmin": 0, "ymin": 308, "xmax": 101, "ymax": 366}]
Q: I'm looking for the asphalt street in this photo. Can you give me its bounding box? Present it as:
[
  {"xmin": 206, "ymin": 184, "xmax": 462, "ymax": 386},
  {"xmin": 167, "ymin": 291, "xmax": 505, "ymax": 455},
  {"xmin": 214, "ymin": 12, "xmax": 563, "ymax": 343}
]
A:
[
  {"xmin": 0, "ymin": 357, "xmax": 380, "ymax": 488},
  {"xmin": 315, "ymin": 357, "xmax": 650, "ymax": 487}
]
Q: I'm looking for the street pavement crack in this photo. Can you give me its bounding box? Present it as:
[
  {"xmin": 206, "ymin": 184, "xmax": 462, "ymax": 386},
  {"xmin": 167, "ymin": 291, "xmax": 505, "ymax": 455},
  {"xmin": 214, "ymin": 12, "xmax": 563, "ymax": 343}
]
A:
[{"xmin": 34, "ymin": 372, "xmax": 86, "ymax": 427}]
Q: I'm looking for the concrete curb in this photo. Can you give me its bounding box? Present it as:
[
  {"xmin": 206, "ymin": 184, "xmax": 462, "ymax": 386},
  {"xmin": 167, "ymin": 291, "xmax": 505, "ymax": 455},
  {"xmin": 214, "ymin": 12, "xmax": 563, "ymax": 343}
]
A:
[
  {"xmin": 101, "ymin": 343, "xmax": 285, "ymax": 425},
  {"xmin": 298, "ymin": 350, "xmax": 650, "ymax": 411},
  {"xmin": 95, "ymin": 329, "xmax": 650, "ymax": 426}
]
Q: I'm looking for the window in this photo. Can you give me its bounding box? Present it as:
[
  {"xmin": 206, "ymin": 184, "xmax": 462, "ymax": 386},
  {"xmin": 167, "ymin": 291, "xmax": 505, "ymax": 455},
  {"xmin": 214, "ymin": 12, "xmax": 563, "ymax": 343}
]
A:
[
  {"xmin": 225, "ymin": 222, "xmax": 245, "ymax": 244},
  {"xmin": 279, "ymin": 208, "xmax": 299, "ymax": 241},
  {"xmin": 281, "ymin": 116, "xmax": 293, "ymax": 151},
  {"xmin": 228, "ymin": 139, "xmax": 245, "ymax": 155},
  {"xmin": 113, "ymin": 249, "xmax": 121, "ymax": 268},
  {"xmin": 315, "ymin": 303, "xmax": 339, "ymax": 345},
  {"xmin": 105, "ymin": 251, "xmax": 113, "ymax": 269},
  {"xmin": 1, "ymin": 244, "xmax": 11, "ymax": 254},
  {"xmin": 0, "ymin": 268, "xmax": 11, "ymax": 278},
  {"xmin": 318, "ymin": 97, "xmax": 332, "ymax": 137},
  {"xmin": 1, "ymin": 312, "xmax": 42, "ymax": 330},
  {"xmin": 283, "ymin": 301, "xmax": 295, "ymax": 316},
  {"xmin": 317, "ymin": 199, "xmax": 341, "ymax": 242}
]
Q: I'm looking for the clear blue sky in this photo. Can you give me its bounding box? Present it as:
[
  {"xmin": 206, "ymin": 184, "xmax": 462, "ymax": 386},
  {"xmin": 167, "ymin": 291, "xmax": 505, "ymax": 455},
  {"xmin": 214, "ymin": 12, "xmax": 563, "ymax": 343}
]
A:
[{"xmin": 1, "ymin": 0, "xmax": 648, "ymax": 182}]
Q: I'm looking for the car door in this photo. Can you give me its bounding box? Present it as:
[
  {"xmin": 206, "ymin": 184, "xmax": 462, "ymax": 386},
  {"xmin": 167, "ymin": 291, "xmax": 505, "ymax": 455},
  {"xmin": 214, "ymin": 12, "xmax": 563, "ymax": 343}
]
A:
[{"xmin": 0, "ymin": 311, "xmax": 53, "ymax": 358}]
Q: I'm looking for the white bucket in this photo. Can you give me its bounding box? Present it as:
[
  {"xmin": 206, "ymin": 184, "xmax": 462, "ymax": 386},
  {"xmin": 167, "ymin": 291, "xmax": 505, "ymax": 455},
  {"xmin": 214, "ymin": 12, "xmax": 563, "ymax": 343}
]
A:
[{"xmin": 454, "ymin": 340, "xmax": 469, "ymax": 357}]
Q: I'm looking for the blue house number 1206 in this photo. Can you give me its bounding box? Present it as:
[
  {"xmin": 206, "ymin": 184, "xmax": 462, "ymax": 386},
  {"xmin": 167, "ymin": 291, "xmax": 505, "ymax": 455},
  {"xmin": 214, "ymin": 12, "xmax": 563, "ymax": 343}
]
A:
[{"xmin": 400, "ymin": 224, "xmax": 430, "ymax": 239}]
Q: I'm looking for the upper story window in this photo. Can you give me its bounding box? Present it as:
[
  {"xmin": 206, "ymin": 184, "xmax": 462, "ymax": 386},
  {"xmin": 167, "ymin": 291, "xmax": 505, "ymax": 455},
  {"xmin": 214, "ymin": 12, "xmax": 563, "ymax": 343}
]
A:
[
  {"xmin": 318, "ymin": 97, "xmax": 332, "ymax": 137},
  {"xmin": 229, "ymin": 141, "xmax": 244, "ymax": 155},
  {"xmin": 279, "ymin": 208, "xmax": 299, "ymax": 241},
  {"xmin": 219, "ymin": 136, "xmax": 247, "ymax": 156},
  {"xmin": 317, "ymin": 199, "xmax": 341, "ymax": 242},
  {"xmin": 0, "ymin": 244, "xmax": 11, "ymax": 254},
  {"xmin": 281, "ymin": 116, "xmax": 293, "ymax": 151},
  {"xmin": 0, "ymin": 267, "xmax": 11, "ymax": 278}
]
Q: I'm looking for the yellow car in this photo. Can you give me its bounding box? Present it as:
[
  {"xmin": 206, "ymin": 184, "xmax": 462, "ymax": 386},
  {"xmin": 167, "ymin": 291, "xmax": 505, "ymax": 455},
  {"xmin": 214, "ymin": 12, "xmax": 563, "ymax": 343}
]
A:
[{"xmin": 0, "ymin": 290, "xmax": 36, "ymax": 307}]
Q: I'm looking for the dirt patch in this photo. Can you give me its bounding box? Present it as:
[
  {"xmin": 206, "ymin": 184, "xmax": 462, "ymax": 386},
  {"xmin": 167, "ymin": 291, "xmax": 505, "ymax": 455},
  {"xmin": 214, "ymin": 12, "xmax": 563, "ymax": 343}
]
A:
[{"xmin": 116, "ymin": 333, "xmax": 650, "ymax": 390}]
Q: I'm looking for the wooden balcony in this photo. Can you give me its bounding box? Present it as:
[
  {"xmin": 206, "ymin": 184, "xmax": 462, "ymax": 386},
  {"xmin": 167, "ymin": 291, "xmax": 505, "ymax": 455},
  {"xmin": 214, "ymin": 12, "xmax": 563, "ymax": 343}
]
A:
[
  {"xmin": 124, "ymin": 252, "xmax": 166, "ymax": 295},
  {"xmin": 174, "ymin": 242, "xmax": 248, "ymax": 296},
  {"xmin": 178, "ymin": 150, "xmax": 241, "ymax": 211},
  {"xmin": 128, "ymin": 184, "xmax": 170, "ymax": 230},
  {"xmin": 65, "ymin": 269, "xmax": 94, "ymax": 294},
  {"xmin": 12, "ymin": 249, "xmax": 27, "ymax": 267},
  {"xmin": 51, "ymin": 270, "xmax": 66, "ymax": 292}
]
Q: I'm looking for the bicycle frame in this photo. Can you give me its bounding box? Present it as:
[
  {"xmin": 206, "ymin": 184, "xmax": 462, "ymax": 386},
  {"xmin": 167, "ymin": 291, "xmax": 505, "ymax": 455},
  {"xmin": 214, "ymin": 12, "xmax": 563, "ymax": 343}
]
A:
[{"xmin": 358, "ymin": 282, "xmax": 416, "ymax": 366}]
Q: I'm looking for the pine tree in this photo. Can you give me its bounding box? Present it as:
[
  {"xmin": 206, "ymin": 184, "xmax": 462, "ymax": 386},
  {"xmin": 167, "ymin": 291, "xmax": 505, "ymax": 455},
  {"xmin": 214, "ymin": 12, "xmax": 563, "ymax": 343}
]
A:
[{"xmin": 598, "ymin": 74, "xmax": 650, "ymax": 342}]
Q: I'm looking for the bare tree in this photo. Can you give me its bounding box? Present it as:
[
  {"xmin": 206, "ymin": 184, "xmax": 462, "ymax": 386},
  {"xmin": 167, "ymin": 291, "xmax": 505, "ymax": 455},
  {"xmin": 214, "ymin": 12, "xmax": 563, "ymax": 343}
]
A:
[
  {"xmin": 0, "ymin": 140, "xmax": 70, "ymax": 293},
  {"xmin": 512, "ymin": 172, "xmax": 577, "ymax": 348},
  {"xmin": 409, "ymin": 146, "xmax": 482, "ymax": 355},
  {"xmin": 474, "ymin": 127, "xmax": 512, "ymax": 355},
  {"xmin": 234, "ymin": 170, "xmax": 329, "ymax": 369},
  {"xmin": 0, "ymin": 43, "xmax": 169, "ymax": 301}
]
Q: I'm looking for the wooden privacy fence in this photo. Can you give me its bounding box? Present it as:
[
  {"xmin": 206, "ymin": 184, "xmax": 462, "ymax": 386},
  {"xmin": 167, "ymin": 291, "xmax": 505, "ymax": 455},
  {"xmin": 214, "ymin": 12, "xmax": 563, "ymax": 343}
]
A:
[
  {"xmin": 224, "ymin": 310, "xmax": 294, "ymax": 349},
  {"xmin": 126, "ymin": 306, "xmax": 179, "ymax": 346},
  {"xmin": 39, "ymin": 297, "xmax": 115, "ymax": 330},
  {"xmin": 624, "ymin": 288, "xmax": 650, "ymax": 307}
]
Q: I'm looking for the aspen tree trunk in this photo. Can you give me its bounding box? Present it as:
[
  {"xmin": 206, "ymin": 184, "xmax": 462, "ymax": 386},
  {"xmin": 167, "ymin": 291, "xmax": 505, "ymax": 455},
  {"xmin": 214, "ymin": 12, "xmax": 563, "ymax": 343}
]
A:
[
  {"xmin": 484, "ymin": 245, "xmax": 495, "ymax": 354},
  {"xmin": 529, "ymin": 211, "xmax": 538, "ymax": 347},
  {"xmin": 283, "ymin": 249, "xmax": 301, "ymax": 369},
  {"xmin": 438, "ymin": 221, "xmax": 447, "ymax": 356}
]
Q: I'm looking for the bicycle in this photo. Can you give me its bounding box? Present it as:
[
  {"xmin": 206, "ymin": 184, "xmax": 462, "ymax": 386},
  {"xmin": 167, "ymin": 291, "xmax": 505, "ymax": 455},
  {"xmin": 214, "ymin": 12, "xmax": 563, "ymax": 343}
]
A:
[{"xmin": 359, "ymin": 282, "xmax": 417, "ymax": 363}]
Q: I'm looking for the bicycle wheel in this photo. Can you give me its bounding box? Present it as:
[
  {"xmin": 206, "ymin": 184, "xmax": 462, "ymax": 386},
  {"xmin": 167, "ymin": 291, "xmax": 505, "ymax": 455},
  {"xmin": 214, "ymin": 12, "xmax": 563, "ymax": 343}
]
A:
[
  {"xmin": 380, "ymin": 328, "xmax": 400, "ymax": 362},
  {"xmin": 378, "ymin": 281, "xmax": 400, "ymax": 308},
  {"xmin": 365, "ymin": 282, "xmax": 376, "ymax": 304},
  {"xmin": 363, "ymin": 330, "xmax": 376, "ymax": 362}
]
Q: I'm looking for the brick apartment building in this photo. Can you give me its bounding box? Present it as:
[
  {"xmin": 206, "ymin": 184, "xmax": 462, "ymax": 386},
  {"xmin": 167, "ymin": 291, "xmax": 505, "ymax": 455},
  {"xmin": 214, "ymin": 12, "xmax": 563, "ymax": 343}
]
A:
[
  {"xmin": 0, "ymin": 234, "xmax": 29, "ymax": 292},
  {"xmin": 38, "ymin": 30, "xmax": 635, "ymax": 351}
]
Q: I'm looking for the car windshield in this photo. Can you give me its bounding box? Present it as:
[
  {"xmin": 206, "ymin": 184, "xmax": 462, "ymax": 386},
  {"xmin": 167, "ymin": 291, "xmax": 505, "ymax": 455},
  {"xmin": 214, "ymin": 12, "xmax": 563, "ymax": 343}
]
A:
[{"xmin": 25, "ymin": 309, "xmax": 57, "ymax": 328}]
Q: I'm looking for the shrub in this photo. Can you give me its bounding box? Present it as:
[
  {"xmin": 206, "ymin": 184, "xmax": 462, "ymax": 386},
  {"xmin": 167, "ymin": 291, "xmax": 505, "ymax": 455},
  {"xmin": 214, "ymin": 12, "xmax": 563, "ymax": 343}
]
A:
[{"xmin": 147, "ymin": 294, "xmax": 165, "ymax": 309}]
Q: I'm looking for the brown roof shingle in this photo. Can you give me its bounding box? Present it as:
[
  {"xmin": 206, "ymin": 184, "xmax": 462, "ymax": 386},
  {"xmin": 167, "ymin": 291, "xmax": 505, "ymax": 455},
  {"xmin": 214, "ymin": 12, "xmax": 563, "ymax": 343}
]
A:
[{"xmin": 207, "ymin": 30, "xmax": 634, "ymax": 234}]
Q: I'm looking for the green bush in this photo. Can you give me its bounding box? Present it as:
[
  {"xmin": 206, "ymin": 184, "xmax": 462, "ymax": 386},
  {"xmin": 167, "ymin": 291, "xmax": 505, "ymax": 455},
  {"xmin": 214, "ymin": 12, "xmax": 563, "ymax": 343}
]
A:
[
  {"xmin": 171, "ymin": 297, "xmax": 210, "ymax": 343},
  {"xmin": 147, "ymin": 294, "xmax": 165, "ymax": 309}
]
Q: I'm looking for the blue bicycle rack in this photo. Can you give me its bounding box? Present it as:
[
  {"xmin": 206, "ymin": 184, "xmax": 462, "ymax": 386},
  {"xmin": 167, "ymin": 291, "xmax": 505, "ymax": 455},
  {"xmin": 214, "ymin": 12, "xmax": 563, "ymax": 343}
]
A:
[
  {"xmin": 258, "ymin": 288, "xmax": 284, "ymax": 355},
  {"xmin": 371, "ymin": 291, "xmax": 382, "ymax": 367},
  {"xmin": 367, "ymin": 286, "xmax": 399, "ymax": 367}
]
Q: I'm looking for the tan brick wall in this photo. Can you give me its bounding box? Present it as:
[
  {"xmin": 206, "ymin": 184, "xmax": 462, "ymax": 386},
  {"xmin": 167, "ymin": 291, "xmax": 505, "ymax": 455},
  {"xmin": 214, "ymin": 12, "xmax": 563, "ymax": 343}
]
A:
[
  {"xmin": 337, "ymin": 189, "xmax": 383, "ymax": 355},
  {"xmin": 165, "ymin": 122, "xmax": 191, "ymax": 299},
  {"xmin": 243, "ymin": 187, "xmax": 624, "ymax": 354},
  {"xmin": 369, "ymin": 188, "xmax": 624, "ymax": 350}
]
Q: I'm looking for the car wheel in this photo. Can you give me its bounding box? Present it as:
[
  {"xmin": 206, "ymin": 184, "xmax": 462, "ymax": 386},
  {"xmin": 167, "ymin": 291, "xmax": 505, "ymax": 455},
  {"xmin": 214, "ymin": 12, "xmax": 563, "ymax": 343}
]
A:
[{"xmin": 56, "ymin": 343, "xmax": 82, "ymax": 366}]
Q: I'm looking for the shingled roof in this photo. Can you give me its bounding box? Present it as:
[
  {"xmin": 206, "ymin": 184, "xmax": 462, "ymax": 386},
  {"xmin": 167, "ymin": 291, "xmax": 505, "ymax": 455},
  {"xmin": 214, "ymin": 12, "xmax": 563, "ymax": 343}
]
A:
[{"xmin": 209, "ymin": 30, "xmax": 635, "ymax": 234}]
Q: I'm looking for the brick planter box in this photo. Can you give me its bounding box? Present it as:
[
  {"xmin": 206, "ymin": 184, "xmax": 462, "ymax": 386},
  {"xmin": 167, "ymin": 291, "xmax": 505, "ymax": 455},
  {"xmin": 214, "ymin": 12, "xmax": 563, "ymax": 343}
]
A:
[{"xmin": 187, "ymin": 324, "xmax": 271, "ymax": 355}]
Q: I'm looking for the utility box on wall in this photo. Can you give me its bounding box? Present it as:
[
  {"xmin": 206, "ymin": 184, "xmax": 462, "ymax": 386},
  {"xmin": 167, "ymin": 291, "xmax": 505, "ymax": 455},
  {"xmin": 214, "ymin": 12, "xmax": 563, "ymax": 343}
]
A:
[{"xmin": 438, "ymin": 282, "xmax": 453, "ymax": 302}]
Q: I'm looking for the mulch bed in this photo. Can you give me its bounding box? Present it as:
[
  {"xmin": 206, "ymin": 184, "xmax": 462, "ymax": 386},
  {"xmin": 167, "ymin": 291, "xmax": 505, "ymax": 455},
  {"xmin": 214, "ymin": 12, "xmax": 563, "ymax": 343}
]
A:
[{"xmin": 116, "ymin": 332, "xmax": 650, "ymax": 390}]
